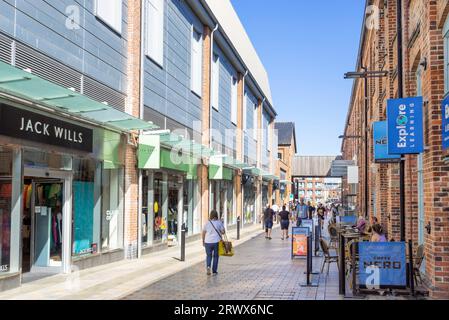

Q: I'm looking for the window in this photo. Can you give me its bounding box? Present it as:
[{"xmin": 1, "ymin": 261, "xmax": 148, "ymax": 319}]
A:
[
  {"xmin": 191, "ymin": 28, "xmax": 203, "ymax": 96},
  {"xmin": 416, "ymin": 67, "xmax": 425, "ymax": 247},
  {"xmin": 243, "ymin": 92, "xmax": 247, "ymax": 131},
  {"xmin": 145, "ymin": 0, "xmax": 164, "ymax": 66},
  {"xmin": 95, "ymin": 0, "xmax": 122, "ymax": 34},
  {"xmin": 231, "ymin": 76, "xmax": 238, "ymax": 125},
  {"xmin": 211, "ymin": 54, "xmax": 220, "ymax": 110},
  {"xmin": 253, "ymin": 104, "xmax": 258, "ymax": 140},
  {"xmin": 0, "ymin": 147, "xmax": 12, "ymax": 274}
]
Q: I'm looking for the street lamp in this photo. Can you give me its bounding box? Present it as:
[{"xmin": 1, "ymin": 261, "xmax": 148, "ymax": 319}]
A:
[{"xmin": 344, "ymin": 68, "xmax": 388, "ymax": 219}]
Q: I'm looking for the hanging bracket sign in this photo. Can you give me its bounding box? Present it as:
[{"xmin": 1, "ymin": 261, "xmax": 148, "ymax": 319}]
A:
[
  {"xmin": 442, "ymin": 96, "xmax": 449, "ymax": 151},
  {"xmin": 387, "ymin": 97, "xmax": 424, "ymax": 154}
]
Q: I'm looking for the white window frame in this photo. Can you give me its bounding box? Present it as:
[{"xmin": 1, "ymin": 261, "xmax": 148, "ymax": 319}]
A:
[
  {"xmin": 95, "ymin": 0, "xmax": 123, "ymax": 35},
  {"xmin": 145, "ymin": 0, "xmax": 164, "ymax": 67},
  {"xmin": 190, "ymin": 27, "xmax": 203, "ymax": 96},
  {"xmin": 211, "ymin": 53, "xmax": 220, "ymax": 110},
  {"xmin": 231, "ymin": 76, "xmax": 238, "ymax": 125}
]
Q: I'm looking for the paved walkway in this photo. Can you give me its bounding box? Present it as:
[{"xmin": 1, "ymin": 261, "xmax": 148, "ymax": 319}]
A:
[
  {"xmin": 124, "ymin": 221, "xmax": 342, "ymax": 300},
  {"xmin": 0, "ymin": 224, "xmax": 264, "ymax": 300}
]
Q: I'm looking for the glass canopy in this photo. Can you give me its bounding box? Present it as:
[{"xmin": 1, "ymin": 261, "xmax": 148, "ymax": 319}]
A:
[{"xmin": 0, "ymin": 61, "xmax": 158, "ymax": 132}]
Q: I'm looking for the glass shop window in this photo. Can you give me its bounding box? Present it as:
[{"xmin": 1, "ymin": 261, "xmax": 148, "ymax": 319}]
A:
[{"xmin": 0, "ymin": 147, "xmax": 12, "ymax": 274}]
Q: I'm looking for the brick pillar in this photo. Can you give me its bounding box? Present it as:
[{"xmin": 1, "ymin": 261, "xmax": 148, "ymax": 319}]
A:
[
  {"xmin": 200, "ymin": 25, "xmax": 212, "ymax": 225},
  {"xmin": 123, "ymin": 0, "xmax": 142, "ymax": 259},
  {"xmin": 268, "ymin": 181, "xmax": 273, "ymax": 206},
  {"xmin": 234, "ymin": 73, "xmax": 244, "ymax": 221}
]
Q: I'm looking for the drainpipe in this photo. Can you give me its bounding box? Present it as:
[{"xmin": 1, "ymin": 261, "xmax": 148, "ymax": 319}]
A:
[
  {"xmin": 137, "ymin": 1, "xmax": 146, "ymax": 259},
  {"xmin": 209, "ymin": 24, "xmax": 219, "ymax": 147}
]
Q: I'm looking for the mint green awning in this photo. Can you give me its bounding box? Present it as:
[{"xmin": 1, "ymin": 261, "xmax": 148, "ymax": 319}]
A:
[
  {"xmin": 280, "ymin": 180, "xmax": 293, "ymax": 185},
  {"xmin": 0, "ymin": 61, "xmax": 158, "ymax": 132}
]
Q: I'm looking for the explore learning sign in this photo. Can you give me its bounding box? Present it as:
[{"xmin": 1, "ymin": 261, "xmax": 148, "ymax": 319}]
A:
[
  {"xmin": 387, "ymin": 97, "xmax": 424, "ymax": 154},
  {"xmin": 358, "ymin": 242, "xmax": 407, "ymax": 288},
  {"xmin": 442, "ymin": 96, "xmax": 449, "ymax": 150}
]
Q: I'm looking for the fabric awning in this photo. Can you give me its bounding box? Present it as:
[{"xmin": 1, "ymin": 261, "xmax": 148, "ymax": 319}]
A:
[{"xmin": 0, "ymin": 61, "xmax": 158, "ymax": 132}]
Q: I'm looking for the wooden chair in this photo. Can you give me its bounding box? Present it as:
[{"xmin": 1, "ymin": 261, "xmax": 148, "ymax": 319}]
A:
[{"xmin": 320, "ymin": 238, "xmax": 339, "ymax": 274}]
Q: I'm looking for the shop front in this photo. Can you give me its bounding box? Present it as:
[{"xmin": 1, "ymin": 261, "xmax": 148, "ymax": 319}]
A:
[
  {"xmin": 209, "ymin": 156, "xmax": 235, "ymax": 228},
  {"xmin": 242, "ymin": 172, "xmax": 257, "ymax": 226},
  {"xmin": 139, "ymin": 134, "xmax": 201, "ymax": 252},
  {"xmin": 0, "ymin": 61, "xmax": 154, "ymax": 290},
  {"xmin": 0, "ymin": 100, "xmax": 129, "ymax": 284}
]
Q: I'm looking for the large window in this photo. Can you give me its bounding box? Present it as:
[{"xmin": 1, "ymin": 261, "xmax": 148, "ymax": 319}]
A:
[
  {"xmin": 191, "ymin": 28, "xmax": 203, "ymax": 96},
  {"xmin": 95, "ymin": 0, "xmax": 122, "ymax": 34},
  {"xmin": 0, "ymin": 147, "xmax": 12, "ymax": 274},
  {"xmin": 211, "ymin": 54, "xmax": 220, "ymax": 110},
  {"xmin": 231, "ymin": 76, "xmax": 238, "ymax": 125},
  {"xmin": 146, "ymin": 0, "xmax": 164, "ymax": 66}
]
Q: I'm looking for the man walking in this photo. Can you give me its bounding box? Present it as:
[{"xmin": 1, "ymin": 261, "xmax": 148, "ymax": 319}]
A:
[
  {"xmin": 307, "ymin": 201, "xmax": 316, "ymax": 219},
  {"xmin": 296, "ymin": 199, "xmax": 308, "ymax": 227},
  {"xmin": 316, "ymin": 203, "xmax": 326, "ymax": 230},
  {"xmin": 263, "ymin": 204, "xmax": 275, "ymax": 240}
]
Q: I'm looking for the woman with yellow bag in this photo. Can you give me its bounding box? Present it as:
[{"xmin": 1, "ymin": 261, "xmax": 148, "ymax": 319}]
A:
[{"xmin": 202, "ymin": 210, "xmax": 226, "ymax": 276}]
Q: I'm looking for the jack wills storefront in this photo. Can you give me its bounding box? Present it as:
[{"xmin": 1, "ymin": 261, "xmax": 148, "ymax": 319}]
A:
[{"xmin": 0, "ymin": 61, "xmax": 153, "ymax": 291}]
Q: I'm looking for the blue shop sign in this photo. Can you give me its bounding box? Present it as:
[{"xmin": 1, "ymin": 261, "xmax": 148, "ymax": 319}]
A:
[
  {"xmin": 387, "ymin": 97, "xmax": 424, "ymax": 154},
  {"xmin": 301, "ymin": 219, "xmax": 313, "ymax": 236},
  {"xmin": 373, "ymin": 121, "xmax": 401, "ymax": 163},
  {"xmin": 442, "ymin": 96, "xmax": 449, "ymax": 150},
  {"xmin": 338, "ymin": 215, "xmax": 357, "ymax": 225},
  {"xmin": 358, "ymin": 242, "xmax": 407, "ymax": 288}
]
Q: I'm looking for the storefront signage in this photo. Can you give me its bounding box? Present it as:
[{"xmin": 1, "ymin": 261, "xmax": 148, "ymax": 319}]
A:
[
  {"xmin": 387, "ymin": 97, "xmax": 424, "ymax": 154},
  {"xmin": 373, "ymin": 121, "xmax": 401, "ymax": 163},
  {"xmin": 301, "ymin": 219, "xmax": 313, "ymax": 236},
  {"xmin": 442, "ymin": 96, "xmax": 449, "ymax": 150},
  {"xmin": 338, "ymin": 215, "xmax": 357, "ymax": 225},
  {"xmin": 0, "ymin": 264, "xmax": 9, "ymax": 272},
  {"xmin": 292, "ymin": 227, "xmax": 309, "ymax": 257},
  {"xmin": 358, "ymin": 242, "xmax": 407, "ymax": 288},
  {"xmin": 0, "ymin": 103, "xmax": 93, "ymax": 152}
]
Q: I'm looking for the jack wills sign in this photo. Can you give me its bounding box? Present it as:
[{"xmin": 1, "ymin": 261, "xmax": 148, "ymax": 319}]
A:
[{"xmin": 0, "ymin": 103, "xmax": 93, "ymax": 152}]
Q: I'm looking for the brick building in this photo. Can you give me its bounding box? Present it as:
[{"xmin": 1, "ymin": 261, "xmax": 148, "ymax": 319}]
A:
[
  {"xmin": 274, "ymin": 122, "xmax": 297, "ymax": 206},
  {"xmin": 0, "ymin": 0, "xmax": 278, "ymax": 291},
  {"xmin": 342, "ymin": 0, "xmax": 449, "ymax": 298}
]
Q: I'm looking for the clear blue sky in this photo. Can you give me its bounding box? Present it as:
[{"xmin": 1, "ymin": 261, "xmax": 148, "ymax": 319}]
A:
[{"xmin": 231, "ymin": 0, "xmax": 365, "ymax": 156}]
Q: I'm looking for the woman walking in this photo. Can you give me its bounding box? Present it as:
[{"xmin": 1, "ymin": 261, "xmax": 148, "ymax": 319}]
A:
[
  {"xmin": 202, "ymin": 210, "xmax": 225, "ymax": 276},
  {"xmin": 278, "ymin": 205, "xmax": 291, "ymax": 240}
]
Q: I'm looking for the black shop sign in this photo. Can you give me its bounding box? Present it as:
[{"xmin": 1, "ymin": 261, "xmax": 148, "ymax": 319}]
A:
[{"xmin": 0, "ymin": 103, "xmax": 93, "ymax": 152}]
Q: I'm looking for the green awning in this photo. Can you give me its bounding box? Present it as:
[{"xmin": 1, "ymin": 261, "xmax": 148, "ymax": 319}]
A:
[
  {"xmin": 0, "ymin": 61, "xmax": 158, "ymax": 132},
  {"xmin": 243, "ymin": 167, "xmax": 262, "ymax": 176},
  {"xmin": 159, "ymin": 132, "xmax": 216, "ymax": 159},
  {"xmin": 261, "ymin": 170, "xmax": 279, "ymax": 181},
  {"xmin": 280, "ymin": 180, "xmax": 293, "ymax": 185}
]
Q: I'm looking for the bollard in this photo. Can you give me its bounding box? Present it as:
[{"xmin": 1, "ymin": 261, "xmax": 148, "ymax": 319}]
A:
[
  {"xmin": 237, "ymin": 216, "xmax": 241, "ymax": 240},
  {"xmin": 180, "ymin": 223, "xmax": 186, "ymax": 262}
]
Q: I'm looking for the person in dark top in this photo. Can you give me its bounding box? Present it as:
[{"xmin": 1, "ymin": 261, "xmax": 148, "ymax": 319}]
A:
[
  {"xmin": 317, "ymin": 203, "xmax": 326, "ymax": 230},
  {"xmin": 263, "ymin": 204, "xmax": 275, "ymax": 240},
  {"xmin": 278, "ymin": 205, "xmax": 291, "ymax": 240},
  {"xmin": 307, "ymin": 201, "xmax": 315, "ymax": 219}
]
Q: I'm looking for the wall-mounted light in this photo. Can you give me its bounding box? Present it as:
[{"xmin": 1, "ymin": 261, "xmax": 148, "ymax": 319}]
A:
[
  {"xmin": 419, "ymin": 57, "xmax": 427, "ymax": 71},
  {"xmin": 425, "ymin": 222, "xmax": 431, "ymax": 235}
]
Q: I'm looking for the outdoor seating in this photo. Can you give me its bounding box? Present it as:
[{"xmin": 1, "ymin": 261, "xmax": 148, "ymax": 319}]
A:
[
  {"xmin": 320, "ymin": 238, "xmax": 339, "ymax": 274},
  {"xmin": 327, "ymin": 224, "xmax": 339, "ymax": 250},
  {"xmin": 414, "ymin": 244, "xmax": 425, "ymax": 286}
]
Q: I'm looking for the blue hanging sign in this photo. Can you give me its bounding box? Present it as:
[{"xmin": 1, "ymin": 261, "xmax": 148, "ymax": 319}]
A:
[
  {"xmin": 373, "ymin": 121, "xmax": 401, "ymax": 163},
  {"xmin": 301, "ymin": 219, "xmax": 313, "ymax": 236},
  {"xmin": 442, "ymin": 96, "xmax": 449, "ymax": 150},
  {"xmin": 358, "ymin": 242, "xmax": 407, "ymax": 288},
  {"xmin": 387, "ymin": 97, "xmax": 424, "ymax": 154}
]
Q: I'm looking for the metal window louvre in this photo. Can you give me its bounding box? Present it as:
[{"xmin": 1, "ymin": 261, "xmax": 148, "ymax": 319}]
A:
[
  {"xmin": 144, "ymin": 106, "xmax": 165, "ymax": 129},
  {"xmin": 15, "ymin": 42, "xmax": 81, "ymax": 93},
  {"xmin": 0, "ymin": 33, "xmax": 11, "ymax": 64},
  {"xmin": 83, "ymin": 75, "xmax": 126, "ymax": 112}
]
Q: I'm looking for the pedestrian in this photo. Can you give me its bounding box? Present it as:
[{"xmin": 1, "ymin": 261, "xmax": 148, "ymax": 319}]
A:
[
  {"xmin": 354, "ymin": 215, "xmax": 367, "ymax": 233},
  {"xmin": 202, "ymin": 210, "xmax": 225, "ymax": 276},
  {"xmin": 370, "ymin": 224, "xmax": 387, "ymax": 242},
  {"xmin": 316, "ymin": 203, "xmax": 326, "ymax": 230},
  {"xmin": 296, "ymin": 199, "xmax": 308, "ymax": 227},
  {"xmin": 278, "ymin": 205, "xmax": 291, "ymax": 240},
  {"xmin": 263, "ymin": 204, "xmax": 275, "ymax": 240},
  {"xmin": 307, "ymin": 201, "xmax": 315, "ymax": 219}
]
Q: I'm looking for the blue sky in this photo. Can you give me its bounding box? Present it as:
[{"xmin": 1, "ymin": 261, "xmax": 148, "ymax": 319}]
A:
[{"xmin": 231, "ymin": 0, "xmax": 365, "ymax": 156}]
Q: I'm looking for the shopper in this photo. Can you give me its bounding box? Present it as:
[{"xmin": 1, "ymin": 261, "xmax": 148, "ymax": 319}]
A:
[
  {"xmin": 202, "ymin": 210, "xmax": 225, "ymax": 276},
  {"xmin": 296, "ymin": 199, "xmax": 308, "ymax": 227},
  {"xmin": 355, "ymin": 215, "xmax": 367, "ymax": 233},
  {"xmin": 316, "ymin": 203, "xmax": 326, "ymax": 230},
  {"xmin": 278, "ymin": 205, "xmax": 291, "ymax": 240},
  {"xmin": 263, "ymin": 204, "xmax": 275, "ymax": 240},
  {"xmin": 370, "ymin": 224, "xmax": 387, "ymax": 242},
  {"xmin": 307, "ymin": 201, "xmax": 316, "ymax": 219}
]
